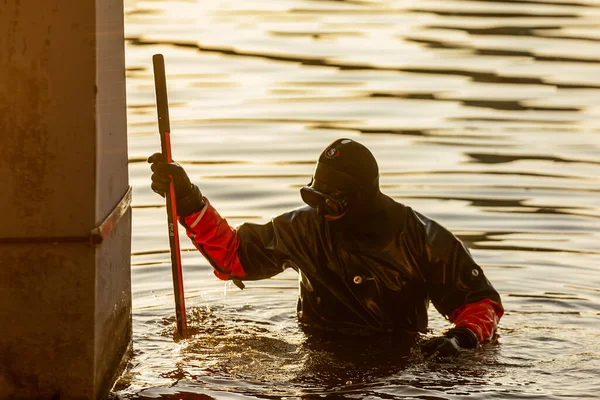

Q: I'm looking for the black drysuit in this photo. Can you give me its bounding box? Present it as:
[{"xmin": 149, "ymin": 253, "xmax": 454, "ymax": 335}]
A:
[{"xmin": 182, "ymin": 194, "xmax": 503, "ymax": 340}]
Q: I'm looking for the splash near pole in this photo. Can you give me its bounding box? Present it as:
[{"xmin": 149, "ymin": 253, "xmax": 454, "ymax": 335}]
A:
[{"xmin": 152, "ymin": 53, "xmax": 188, "ymax": 338}]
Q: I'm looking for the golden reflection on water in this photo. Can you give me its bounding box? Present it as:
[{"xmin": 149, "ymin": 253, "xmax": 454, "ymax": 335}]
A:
[{"xmin": 117, "ymin": 0, "xmax": 600, "ymax": 398}]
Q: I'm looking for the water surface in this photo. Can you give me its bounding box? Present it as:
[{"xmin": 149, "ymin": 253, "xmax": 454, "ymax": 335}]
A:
[{"xmin": 116, "ymin": 0, "xmax": 600, "ymax": 398}]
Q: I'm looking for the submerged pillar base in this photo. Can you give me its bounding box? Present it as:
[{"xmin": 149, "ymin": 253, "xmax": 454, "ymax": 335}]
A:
[{"xmin": 0, "ymin": 208, "xmax": 132, "ymax": 400}]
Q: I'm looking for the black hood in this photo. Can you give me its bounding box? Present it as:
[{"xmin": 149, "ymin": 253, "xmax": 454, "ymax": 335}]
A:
[
  {"xmin": 313, "ymin": 138, "xmax": 379, "ymax": 195},
  {"xmin": 311, "ymin": 138, "xmax": 389, "ymax": 235}
]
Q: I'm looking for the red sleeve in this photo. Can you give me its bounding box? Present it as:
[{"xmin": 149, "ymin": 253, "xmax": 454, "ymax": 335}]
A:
[
  {"xmin": 182, "ymin": 198, "xmax": 246, "ymax": 280},
  {"xmin": 449, "ymin": 298, "xmax": 504, "ymax": 343}
]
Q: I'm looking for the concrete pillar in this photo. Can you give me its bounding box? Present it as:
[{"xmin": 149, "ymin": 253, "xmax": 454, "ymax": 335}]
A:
[{"xmin": 0, "ymin": 1, "xmax": 131, "ymax": 399}]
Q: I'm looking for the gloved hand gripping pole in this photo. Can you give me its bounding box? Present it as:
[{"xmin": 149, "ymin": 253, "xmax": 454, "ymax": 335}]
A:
[{"xmin": 152, "ymin": 53, "xmax": 188, "ymax": 338}]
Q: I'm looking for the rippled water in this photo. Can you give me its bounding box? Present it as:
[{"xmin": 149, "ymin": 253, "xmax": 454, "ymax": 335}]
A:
[{"xmin": 114, "ymin": 0, "xmax": 600, "ymax": 398}]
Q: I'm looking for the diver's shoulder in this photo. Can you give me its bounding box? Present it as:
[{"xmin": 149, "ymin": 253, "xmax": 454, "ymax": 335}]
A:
[
  {"xmin": 385, "ymin": 196, "xmax": 430, "ymax": 223},
  {"xmin": 382, "ymin": 195, "xmax": 411, "ymax": 218},
  {"xmin": 274, "ymin": 204, "xmax": 319, "ymax": 225}
]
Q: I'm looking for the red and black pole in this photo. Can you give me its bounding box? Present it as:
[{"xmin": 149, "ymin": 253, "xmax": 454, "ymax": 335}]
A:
[{"xmin": 152, "ymin": 53, "xmax": 188, "ymax": 338}]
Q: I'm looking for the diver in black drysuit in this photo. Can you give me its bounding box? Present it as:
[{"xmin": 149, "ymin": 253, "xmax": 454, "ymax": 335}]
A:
[{"xmin": 149, "ymin": 138, "xmax": 504, "ymax": 359}]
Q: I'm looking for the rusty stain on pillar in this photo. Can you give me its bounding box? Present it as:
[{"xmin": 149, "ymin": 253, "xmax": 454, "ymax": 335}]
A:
[{"xmin": 0, "ymin": 0, "xmax": 132, "ymax": 399}]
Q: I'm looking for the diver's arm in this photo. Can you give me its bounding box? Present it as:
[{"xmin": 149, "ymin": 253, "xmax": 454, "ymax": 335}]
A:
[
  {"xmin": 448, "ymin": 298, "xmax": 504, "ymax": 343},
  {"xmin": 182, "ymin": 199, "xmax": 313, "ymax": 282},
  {"xmin": 421, "ymin": 298, "xmax": 503, "ymax": 359},
  {"xmin": 408, "ymin": 209, "xmax": 504, "ymax": 344},
  {"xmin": 148, "ymin": 154, "xmax": 293, "ymax": 282},
  {"xmin": 182, "ymin": 198, "xmax": 248, "ymax": 281}
]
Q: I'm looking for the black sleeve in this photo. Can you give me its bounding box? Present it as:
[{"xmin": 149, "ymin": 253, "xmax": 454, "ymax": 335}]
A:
[
  {"xmin": 406, "ymin": 208, "xmax": 502, "ymax": 317},
  {"xmin": 235, "ymin": 207, "xmax": 317, "ymax": 281}
]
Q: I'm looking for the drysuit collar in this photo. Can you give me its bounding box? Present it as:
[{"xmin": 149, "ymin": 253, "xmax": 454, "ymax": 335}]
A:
[{"xmin": 327, "ymin": 190, "xmax": 393, "ymax": 237}]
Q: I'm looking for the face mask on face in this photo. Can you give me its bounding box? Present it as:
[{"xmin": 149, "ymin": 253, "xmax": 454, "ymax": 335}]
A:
[{"xmin": 300, "ymin": 179, "xmax": 349, "ymax": 218}]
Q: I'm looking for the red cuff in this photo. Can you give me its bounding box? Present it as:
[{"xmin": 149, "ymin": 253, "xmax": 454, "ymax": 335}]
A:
[
  {"xmin": 184, "ymin": 198, "xmax": 246, "ymax": 280},
  {"xmin": 449, "ymin": 299, "xmax": 504, "ymax": 343}
]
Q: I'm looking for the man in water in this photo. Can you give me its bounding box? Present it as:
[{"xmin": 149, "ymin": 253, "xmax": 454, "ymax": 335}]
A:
[{"xmin": 148, "ymin": 138, "xmax": 503, "ymax": 359}]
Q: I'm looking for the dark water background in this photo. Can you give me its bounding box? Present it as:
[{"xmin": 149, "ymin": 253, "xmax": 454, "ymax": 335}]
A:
[{"xmin": 115, "ymin": 0, "xmax": 600, "ymax": 398}]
